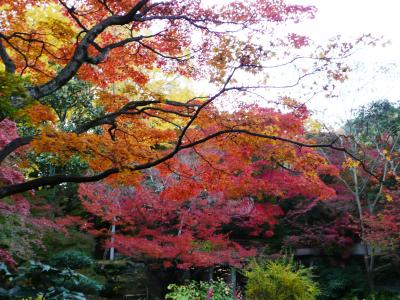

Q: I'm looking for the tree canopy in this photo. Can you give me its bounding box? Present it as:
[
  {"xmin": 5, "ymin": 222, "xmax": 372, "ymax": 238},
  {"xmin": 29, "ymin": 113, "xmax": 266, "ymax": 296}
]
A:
[
  {"xmin": 3, "ymin": 2, "xmax": 400, "ymax": 298},
  {"xmin": 0, "ymin": 0, "xmax": 357, "ymax": 199}
]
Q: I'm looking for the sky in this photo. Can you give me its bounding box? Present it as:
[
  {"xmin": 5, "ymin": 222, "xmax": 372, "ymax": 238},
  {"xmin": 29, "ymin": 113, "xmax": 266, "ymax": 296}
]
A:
[{"xmin": 285, "ymin": 0, "xmax": 400, "ymax": 126}]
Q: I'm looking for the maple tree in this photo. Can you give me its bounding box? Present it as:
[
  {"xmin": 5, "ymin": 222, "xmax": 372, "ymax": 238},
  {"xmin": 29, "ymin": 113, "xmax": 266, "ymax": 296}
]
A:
[
  {"xmin": 79, "ymin": 182, "xmax": 261, "ymax": 269},
  {"xmin": 75, "ymin": 118, "xmax": 336, "ymax": 268},
  {"xmin": 284, "ymin": 199, "xmax": 360, "ymax": 255},
  {"xmin": 0, "ymin": 0, "xmax": 367, "ymax": 277},
  {"xmin": 289, "ymin": 100, "xmax": 400, "ymax": 289},
  {"xmin": 0, "ymin": 0, "xmax": 361, "ymax": 200},
  {"xmin": 2, "ymin": 1, "xmax": 396, "ymax": 295},
  {"xmin": 69, "ymin": 102, "xmax": 337, "ymax": 269}
]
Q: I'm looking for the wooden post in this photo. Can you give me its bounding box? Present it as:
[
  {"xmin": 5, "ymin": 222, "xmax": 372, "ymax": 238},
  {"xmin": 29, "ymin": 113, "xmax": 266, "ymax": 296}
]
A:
[
  {"xmin": 110, "ymin": 221, "xmax": 116, "ymax": 260},
  {"xmin": 230, "ymin": 267, "xmax": 236, "ymax": 299},
  {"xmin": 208, "ymin": 267, "xmax": 214, "ymax": 282}
]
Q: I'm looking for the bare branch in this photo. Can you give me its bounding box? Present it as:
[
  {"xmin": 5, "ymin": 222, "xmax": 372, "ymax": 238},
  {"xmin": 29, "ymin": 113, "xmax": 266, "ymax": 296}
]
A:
[{"xmin": 138, "ymin": 41, "xmax": 192, "ymax": 61}]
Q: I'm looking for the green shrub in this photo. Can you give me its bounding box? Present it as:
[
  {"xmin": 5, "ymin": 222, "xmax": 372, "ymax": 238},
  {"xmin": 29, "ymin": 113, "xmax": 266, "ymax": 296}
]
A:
[
  {"xmin": 245, "ymin": 259, "xmax": 320, "ymax": 300},
  {"xmin": 166, "ymin": 278, "xmax": 232, "ymax": 300},
  {"xmin": 0, "ymin": 261, "xmax": 103, "ymax": 299},
  {"xmin": 0, "ymin": 213, "xmax": 43, "ymax": 261},
  {"xmin": 41, "ymin": 230, "xmax": 95, "ymax": 260},
  {"xmin": 49, "ymin": 250, "xmax": 93, "ymax": 269},
  {"xmin": 56, "ymin": 272, "xmax": 103, "ymax": 295},
  {"xmin": 0, "ymin": 71, "xmax": 30, "ymax": 119},
  {"xmin": 342, "ymin": 291, "xmax": 400, "ymax": 300},
  {"xmin": 315, "ymin": 262, "xmax": 368, "ymax": 299}
]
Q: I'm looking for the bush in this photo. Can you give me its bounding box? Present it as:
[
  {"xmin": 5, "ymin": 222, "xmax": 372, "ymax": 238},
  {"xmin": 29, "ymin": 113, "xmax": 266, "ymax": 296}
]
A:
[
  {"xmin": 166, "ymin": 278, "xmax": 232, "ymax": 300},
  {"xmin": 49, "ymin": 250, "xmax": 93, "ymax": 269},
  {"xmin": 56, "ymin": 273, "xmax": 103, "ymax": 295},
  {"xmin": 41, "ymin": 230, "xmax": 95, "ymax": 259},
  {"xmin": 0, "ymin": 261, "xmax": 102, "ymax": 299},
  {"xmin": 315, "ymin": 262, "xmax": 368, "ymax": 299},
  {"xmin": 342, "ymin": 291, "xmax": 400, "ymax": 300},
  {"xmin": 96, "ymin": 260, "xmax": 148, "ymax": 298},
  {"xmin": 244, "ymin": 259, "xmax": 320, "ymax": 300}
]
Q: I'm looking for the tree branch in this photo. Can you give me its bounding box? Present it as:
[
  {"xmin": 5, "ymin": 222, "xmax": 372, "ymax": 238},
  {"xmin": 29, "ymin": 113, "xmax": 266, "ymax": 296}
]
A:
[
  {"xmin": 0, "ymin": 136, "xmax": 34, "ymax": 165},
  {"xmin": 0, "ymin": 168, "xmax": 119, "ymax": 199},
  {"xmin": 0, "ymin": 127, "xmax": 371, "ymax": 198},
  {"xmin": 27, "ymin": 0, "xmax": 150, "ymax": 99},
  {"xmin": 0, "ymin": 38, "xmax": 16, "ymax": 73}
]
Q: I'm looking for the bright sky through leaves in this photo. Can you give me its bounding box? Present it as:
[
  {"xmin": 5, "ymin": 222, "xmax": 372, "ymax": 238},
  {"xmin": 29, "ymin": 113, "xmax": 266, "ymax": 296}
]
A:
[{"xmin": 287, "ymin": 0, "xmax": 400, "ymax": 126}]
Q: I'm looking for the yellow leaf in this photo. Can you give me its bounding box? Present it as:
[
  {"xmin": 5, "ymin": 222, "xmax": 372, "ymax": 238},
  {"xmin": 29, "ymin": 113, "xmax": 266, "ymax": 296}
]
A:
[
  {"xmin": 385, "ymin": 194, "xmax": 393, "ymax": 202},
  {"xmin": 342, "ymin": 158, "xmax": 360, "ymax": 169}
]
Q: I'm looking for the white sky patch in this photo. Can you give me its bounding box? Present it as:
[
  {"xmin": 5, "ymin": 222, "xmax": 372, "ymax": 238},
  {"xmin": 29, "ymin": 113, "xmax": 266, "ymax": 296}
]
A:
[{"xmin": 284, "ymin": 0, "xmax": 400, "ymax": 126}]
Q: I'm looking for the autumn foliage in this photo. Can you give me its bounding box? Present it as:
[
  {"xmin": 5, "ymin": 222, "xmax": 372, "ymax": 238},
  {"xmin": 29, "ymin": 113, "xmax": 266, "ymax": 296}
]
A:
[
  {"xmin": 0, "ymin": 0, "xmax": 357, "ymax": 198},
  {"xmin": 0, "ymin": 0, "xmax": 365, "ymax": 276},
  {"xmin": 72, "ymin": 105, "xmax": 337, "ymax": 268}
]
